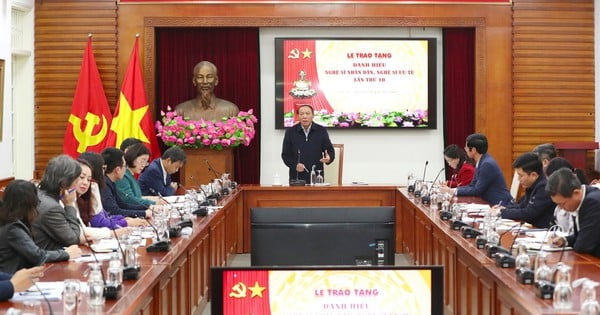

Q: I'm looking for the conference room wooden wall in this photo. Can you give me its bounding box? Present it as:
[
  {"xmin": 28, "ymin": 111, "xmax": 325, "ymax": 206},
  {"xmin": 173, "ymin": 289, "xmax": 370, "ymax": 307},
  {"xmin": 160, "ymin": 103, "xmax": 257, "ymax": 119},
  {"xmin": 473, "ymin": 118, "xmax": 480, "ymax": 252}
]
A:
[{"xmin": 33, "ymin": 0, "xmax": 594, "ymax": 183}]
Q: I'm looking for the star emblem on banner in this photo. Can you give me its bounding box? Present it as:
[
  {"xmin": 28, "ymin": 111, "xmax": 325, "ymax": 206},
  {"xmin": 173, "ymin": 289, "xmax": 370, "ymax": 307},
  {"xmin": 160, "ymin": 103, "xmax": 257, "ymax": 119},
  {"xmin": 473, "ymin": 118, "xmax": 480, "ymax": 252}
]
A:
[
  {"xmin": 110, "ymin": 92, "xmax": 150, "ymax": 145},
  {"xmin": 302, "ymin": 48, "xmax": 313, "ymax": 58},
  {"xmin": 248, "ymin": 281, "xmax": 266, "ymax": 298}
]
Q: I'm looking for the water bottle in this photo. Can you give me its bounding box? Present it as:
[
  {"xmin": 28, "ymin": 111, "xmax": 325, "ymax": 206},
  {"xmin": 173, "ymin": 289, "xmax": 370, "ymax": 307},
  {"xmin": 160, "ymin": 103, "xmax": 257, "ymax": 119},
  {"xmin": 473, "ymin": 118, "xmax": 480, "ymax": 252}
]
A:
[
  {"xmin": 310, "ymin": 165, "xmax": 317, "ymax": 186},
  {"xmin": 514, "ymin": 240, "xmax": 531, "ymax": 270},
  {"xmin": 579, "ymin": 280, "xmax": 600, "ymax": 315},
  {"xmin": 87, "ymin": 262, "xmax": 105, "ymax": 306},
  {"xmin": 107, "ymin": 249, "xmax": 123, "ymax": 288},
  {"xmin": 533, "ymin": 251, "xmax": 552, "ymax": 283},
  {"xmin": 553, "ymin": 263, "xmax": 573, "ymax": 310}
]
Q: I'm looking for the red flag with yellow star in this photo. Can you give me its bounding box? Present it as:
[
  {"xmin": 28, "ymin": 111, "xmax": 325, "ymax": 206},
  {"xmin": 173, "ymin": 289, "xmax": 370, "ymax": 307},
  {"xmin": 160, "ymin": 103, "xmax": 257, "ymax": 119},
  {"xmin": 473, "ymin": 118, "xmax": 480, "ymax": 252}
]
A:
[
  {"xmin": 63, "ymin": 36, "xmax": 112, "ymax": 158},
  {"xmin": 105, "ymin": 36, "xmax": 160, "ymax": 158}
]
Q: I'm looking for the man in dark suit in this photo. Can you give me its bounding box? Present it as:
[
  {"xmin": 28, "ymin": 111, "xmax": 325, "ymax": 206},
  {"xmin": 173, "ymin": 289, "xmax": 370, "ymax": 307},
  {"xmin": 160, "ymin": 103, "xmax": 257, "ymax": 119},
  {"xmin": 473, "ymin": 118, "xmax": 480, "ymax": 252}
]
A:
[
  {"xmin": 454, "ymin": 133, "xmax": 513, "ymax": 205},
  {"xmin": 139, "ymin": 146, "xmax": 187, "ymax": 196},
  {"xmin": 101, "ymin": 147, "xmax": 151, "ymax": 218},
  {"xmin": 548, "ymin": 168, "xmax": 600, "ymax": 258},
  {"xmin": 497, "ymin": 152, "xmax": 555, "ymax": 228}
]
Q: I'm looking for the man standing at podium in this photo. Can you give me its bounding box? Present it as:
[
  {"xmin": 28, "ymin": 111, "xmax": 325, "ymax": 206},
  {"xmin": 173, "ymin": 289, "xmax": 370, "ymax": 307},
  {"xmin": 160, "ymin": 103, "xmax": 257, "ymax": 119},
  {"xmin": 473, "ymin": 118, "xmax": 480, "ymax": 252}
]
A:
[{"xmin": 281, "ymin": 104, "xmax": 335, "ymax": 185}]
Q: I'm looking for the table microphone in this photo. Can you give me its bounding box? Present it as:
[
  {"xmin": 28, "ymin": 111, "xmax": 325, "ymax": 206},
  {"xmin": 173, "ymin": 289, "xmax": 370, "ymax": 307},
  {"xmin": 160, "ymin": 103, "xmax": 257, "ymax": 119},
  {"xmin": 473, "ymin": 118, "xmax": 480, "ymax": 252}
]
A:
[
  {"xmin": 189, "ymin": 175, "xmax": 211, "ymax": 207},
  {"xmin": 29, "ymin": 276, "xmax": 55, "ymax": 315},
  {"xmin": 82, "ymin": 232, "xmax": 121, "ymax": 299},
  {"xmin": 485, "ymin": 222, "xmax": 521, "ymax": 258},
  {"xmin": 150, "ymin": 188, "xmax": 193, "ymax": 229},
  {"xmin": 290, "ymin": 149, "xmax": 306, "ymax": 186},
  {"xmin": 204, "ymin": 158, "xmax": 231, "ymax": 195},
  {"xmin": 107, "ymin": 217, "xmax": 141, "ymax": 280},
  {"xmin": 535, "ymin": 239, "xmax": 568, "ymax": 300},
  {"xmin": 422, "ymin": 167, "xmax": 445, "ymax": 205},
  {"xmin": 144, "ymin": 217, "xmax": 171, "ymax": 252},
  {"xmin": 494, "ymin": 221, "xmax": 524, "ymax": 268},
  {"xmin": 461, "ymin": 208, "xmax": 486, "ymax": 239}
]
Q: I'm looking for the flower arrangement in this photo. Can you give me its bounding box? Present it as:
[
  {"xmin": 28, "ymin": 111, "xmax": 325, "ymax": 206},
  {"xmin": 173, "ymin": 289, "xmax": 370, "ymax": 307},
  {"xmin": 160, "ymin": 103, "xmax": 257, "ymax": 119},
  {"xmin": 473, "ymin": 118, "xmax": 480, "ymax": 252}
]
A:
[
  {"xmin": 156, "ymin": 107, "xmax": 258, "ymax": 150},
  {"xmin": 283, "ymin": 109, "xmax": 428, "ymax": 128}
]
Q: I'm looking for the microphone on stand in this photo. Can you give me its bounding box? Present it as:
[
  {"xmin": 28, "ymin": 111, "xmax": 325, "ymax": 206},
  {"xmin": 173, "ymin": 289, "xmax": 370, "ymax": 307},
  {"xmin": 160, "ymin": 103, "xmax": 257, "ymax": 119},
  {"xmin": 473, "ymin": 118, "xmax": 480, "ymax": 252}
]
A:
[
  {"xmin": 189, "ymin": 175, "xmax": 211, "ymax": 209},
  {"xmin": 422, "ymin": 160, "xmax": 429, "ymax": 183},
  {"xmin": 204, "ymin": 159, "xmax": 232, "ymax": 195},
  {"xmin": 535, "ymin": 234, "xmax": 568, "ymax": 299},
  {"xmin": 105, "ymin": 216, "xmax": 141, "ymax": 280},
  {"xmin": 422, "ymin": 167, "xmax": 445, "ymax": 205},
  {"xmin": 494, "ymin": 221, "xmax": 525, "ymax": 268},
  {"xmin": 82, "ymin": 232, "xmax": 121, "ymax": 299},
  {"xmin": 485, "ymin": 222, "xmax": 522, "ymax": 258},
  {"xmin": 290, "ymin": 149, "xmax": 307, "ymax": 186},
  {"xmin": 144, "ymin": 217, "xmax": 171, "ymax": 252},
  {"xmin": 460, "ymin": 208, "xmax": 486, "ymax": 239},
  {"xmin": 150, "ymin": 188, "xmax": 193, "ymax": 229},
  {"xmin": 29, "ymin": 276, "xmax": 54, "ymax": 315},
  {"xmin": 204, "ymin": 158, "xmax": 221, "ymax": 178}
]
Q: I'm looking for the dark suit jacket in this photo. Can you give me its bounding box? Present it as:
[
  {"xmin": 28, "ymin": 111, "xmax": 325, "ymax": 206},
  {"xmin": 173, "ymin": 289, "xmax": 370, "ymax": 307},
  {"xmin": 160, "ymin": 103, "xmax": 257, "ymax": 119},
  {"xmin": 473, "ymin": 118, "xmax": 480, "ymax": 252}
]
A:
[
  {"xmin": 138, "ymin": 159, "xmax": 176, "ymax": 196},
  {"xmin": 281, "ymin": 123, "xmax": 334, "ymax": 183},
  {"xmin": 566, "ymin": 185, "xmax": 600, "ymax": 258},
  {"xmin": 0, "ymin": 220, "xmax": 68, "ymax": 274},
  {"xmin": 31, "ymin": 190, "xmax": 81, "ymax": 250},
  {"xmin": 501, "ymin": 176, "xmax": 554, "ymax": 228},
  {"xmin": 0, "ymin": 272, "xmax": 14, "ymax": 301},
  {"xmin": 456, "ymin": 153, "xmax": 513, "ymax": 205},
  {"xmin": 101, "ymin": 176, "xmax": 147, "ymax": 218}
]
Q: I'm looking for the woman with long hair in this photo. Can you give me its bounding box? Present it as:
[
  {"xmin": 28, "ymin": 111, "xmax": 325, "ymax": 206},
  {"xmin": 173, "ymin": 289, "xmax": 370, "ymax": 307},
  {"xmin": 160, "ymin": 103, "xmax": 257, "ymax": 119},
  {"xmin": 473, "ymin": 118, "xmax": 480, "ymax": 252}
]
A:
[
  {"xmin": 0, "ymin": 180, "xmax": 80, "ymax": 274},
  {"xmin": 78, "ymin": 152, "xmax": 147, "ymax": 229},
  {"xmin": 443, "ymin": 144, "xmax": 475, "ymax": 188}
]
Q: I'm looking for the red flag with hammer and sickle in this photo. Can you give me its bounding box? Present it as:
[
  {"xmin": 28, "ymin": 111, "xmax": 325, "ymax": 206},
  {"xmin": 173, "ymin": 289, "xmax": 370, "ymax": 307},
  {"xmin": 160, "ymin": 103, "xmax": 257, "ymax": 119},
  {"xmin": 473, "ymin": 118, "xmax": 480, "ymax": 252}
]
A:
[{"xmin": 63, "ymin": 36, "xmax": 112, "ymax": 158}]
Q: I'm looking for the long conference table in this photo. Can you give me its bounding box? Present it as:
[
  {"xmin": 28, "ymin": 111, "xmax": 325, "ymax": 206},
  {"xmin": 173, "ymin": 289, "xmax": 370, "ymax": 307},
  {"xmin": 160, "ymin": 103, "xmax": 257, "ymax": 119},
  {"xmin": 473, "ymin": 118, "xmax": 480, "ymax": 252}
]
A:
[{"xmin": 0, "ymin": 184, "xmax": 598, "ymax": 314}]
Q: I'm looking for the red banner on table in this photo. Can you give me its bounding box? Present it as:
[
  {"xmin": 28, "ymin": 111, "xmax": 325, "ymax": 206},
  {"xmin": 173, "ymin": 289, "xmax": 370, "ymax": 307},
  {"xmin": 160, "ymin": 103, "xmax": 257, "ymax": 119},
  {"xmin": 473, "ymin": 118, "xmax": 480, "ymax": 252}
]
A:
[{"xmin": 120, "ymin": 0, "xmax": 511, "ymax": 4}]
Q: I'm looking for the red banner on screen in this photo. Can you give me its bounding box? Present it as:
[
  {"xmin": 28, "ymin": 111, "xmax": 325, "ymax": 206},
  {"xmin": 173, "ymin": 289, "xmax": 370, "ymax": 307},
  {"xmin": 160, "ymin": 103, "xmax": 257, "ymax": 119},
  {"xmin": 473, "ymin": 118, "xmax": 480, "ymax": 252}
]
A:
[{"xmin": 119, "ymin": 0, "xmax": 511, "ymax": 4}]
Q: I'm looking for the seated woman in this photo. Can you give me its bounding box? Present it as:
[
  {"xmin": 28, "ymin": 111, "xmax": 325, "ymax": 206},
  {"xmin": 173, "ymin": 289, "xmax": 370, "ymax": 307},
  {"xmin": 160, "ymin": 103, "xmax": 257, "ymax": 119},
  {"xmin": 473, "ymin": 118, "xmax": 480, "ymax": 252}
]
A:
[
  {"xmin": 0, "ymin": 266, "xmax": 45, "ymax": 301},
  {"xmin": 78, "ymin": 152, "xmax": 147, "ymax": 232},
  {"xmin": 116, "ymin": 143, "xmax": 163, "ymax": 209},
  {"xmin": 443, "ymin": 144, "xmax": 475, "ymax": 187},
  {"xmin": 0, "ymin": 180, "xmax": 80, "ymax": 274},
  {"xmin": 31, "ymin": 155, "xmax": 86, "ymax": 250}
]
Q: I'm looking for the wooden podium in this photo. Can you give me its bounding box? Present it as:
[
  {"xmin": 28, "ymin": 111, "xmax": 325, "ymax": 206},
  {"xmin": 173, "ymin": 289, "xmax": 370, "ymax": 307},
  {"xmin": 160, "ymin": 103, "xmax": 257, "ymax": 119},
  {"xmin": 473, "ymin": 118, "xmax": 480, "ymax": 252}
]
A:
[
  {"xmin": 554, "ymin": 141, "xmax": 598, "ymax": 170},
  {"xmin": 179, "ymin": 147, "xmax": 235, "ymax": 188}
]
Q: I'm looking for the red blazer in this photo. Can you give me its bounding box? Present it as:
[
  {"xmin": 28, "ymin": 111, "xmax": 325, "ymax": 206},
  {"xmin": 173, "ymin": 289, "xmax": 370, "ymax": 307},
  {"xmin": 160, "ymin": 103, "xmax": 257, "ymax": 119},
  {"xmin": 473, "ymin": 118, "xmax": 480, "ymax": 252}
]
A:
[{"xmin": 447, "ymin": 162, "xmax": 475, "ymax": 188}]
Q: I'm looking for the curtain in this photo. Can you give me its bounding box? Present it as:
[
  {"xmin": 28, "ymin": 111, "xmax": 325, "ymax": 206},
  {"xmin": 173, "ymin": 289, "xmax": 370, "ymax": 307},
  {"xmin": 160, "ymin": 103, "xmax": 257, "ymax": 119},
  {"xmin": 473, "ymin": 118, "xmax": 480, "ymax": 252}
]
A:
[
  {"xmin": 443, "ymin": 28, "xmax": 475, "ymax": 179},
  {"xmin": 155, "ymin": 27, "xmax": 260, "ymax": 184}
]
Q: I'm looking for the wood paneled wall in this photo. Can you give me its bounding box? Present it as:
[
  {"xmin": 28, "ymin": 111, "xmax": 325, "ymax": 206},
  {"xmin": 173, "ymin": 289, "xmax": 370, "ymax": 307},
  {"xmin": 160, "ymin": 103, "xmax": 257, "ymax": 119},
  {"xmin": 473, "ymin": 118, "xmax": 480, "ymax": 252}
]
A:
[
  {"xmin": 34, "ymin": 0, "xmax": 117, "ymax": 175},
  {"xmin": 32, "ymin": 0, "xmax": 595, "ymax": 181},
  {"xmin": 512, "ymin": 0, "xmax": 595, "ymax": 161}
]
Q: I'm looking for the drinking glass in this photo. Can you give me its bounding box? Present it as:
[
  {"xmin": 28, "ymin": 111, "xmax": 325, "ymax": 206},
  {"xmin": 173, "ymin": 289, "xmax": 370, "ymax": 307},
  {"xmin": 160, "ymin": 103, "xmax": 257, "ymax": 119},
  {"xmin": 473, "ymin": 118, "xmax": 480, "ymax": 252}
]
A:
[
  {"xmin": 62, "ymin": 279, "xmax": 80, "ymax": 314},
  {"xmin": 21, "ymin": 299, "xmax": 43, "ymax": 315},
  {"xmin": 316, "ymin": 170, "xmax": 324, "ymax": 185}
]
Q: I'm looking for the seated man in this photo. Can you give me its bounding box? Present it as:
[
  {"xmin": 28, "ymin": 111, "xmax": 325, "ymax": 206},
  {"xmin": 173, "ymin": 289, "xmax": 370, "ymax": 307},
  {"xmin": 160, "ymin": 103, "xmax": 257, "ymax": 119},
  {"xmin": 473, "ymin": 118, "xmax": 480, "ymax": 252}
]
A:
[
  {"xmin": 139, "ymin": 146, "xmax": 186, "ymax": 197},
  {"xmin": 0, "ymin": 266, "xmax": 45, "ymax": 301},
  {"xmin": 100, "ymin": 147, "xmax": 152, "ymax": 218},
  {"xmin": 454, "ymin": 133, "xmax": 513, "ymax": 205},
  {"xmin": 495, "ymin": 152, "xmax": 555, "ymax": 228},
  {"xmin": 548, "ymin": 168, "xmax": 600, "ymax": 258}
]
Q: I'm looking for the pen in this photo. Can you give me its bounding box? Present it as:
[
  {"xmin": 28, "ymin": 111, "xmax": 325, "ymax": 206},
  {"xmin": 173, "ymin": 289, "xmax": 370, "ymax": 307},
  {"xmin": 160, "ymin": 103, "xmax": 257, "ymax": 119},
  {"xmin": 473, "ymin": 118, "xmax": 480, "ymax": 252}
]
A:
[
  {"xmin": 19, "ymin": 291, "xmax": 49, "ymax": 296},
  {"xmin": 60, "ymin": 187, "xmax": 77, "ymax": 199}
]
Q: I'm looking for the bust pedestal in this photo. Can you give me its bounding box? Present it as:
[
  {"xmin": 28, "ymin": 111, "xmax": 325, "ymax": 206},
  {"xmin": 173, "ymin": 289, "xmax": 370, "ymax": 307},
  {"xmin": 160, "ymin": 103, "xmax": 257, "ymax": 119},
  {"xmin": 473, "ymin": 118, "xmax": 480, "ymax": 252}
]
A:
[{"xmin": 179, "ymin": 147, "xmax": 235, "ymax": 188}]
